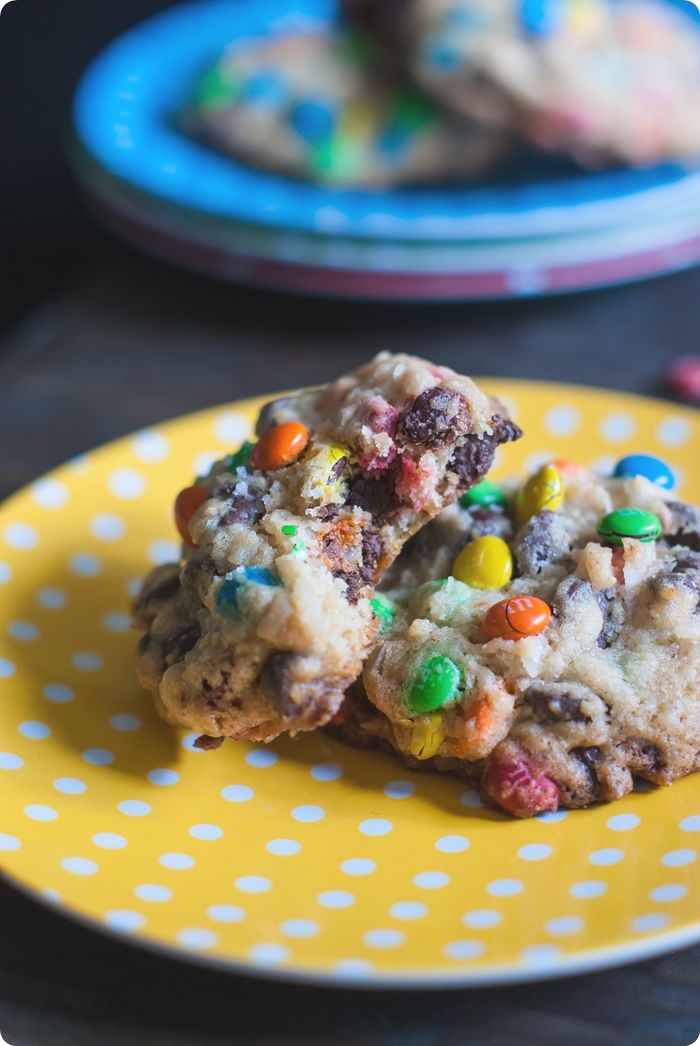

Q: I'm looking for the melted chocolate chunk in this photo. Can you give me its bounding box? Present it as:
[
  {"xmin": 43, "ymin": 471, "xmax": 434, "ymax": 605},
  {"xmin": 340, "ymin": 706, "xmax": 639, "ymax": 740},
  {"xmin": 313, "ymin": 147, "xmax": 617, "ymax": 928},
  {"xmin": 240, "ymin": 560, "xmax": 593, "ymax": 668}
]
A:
[
  {"xmin": 594, "ymin": 588, "xmax": 617, "ymax": 648},
  {"xmin": 525, "ymin": 687, "xmax": 591, "ymax": 723},
  {"xmin": 463, "ymin": 505, "xmax": 513, "ymax": 542},
  {"xmin": 665, "ymin": 501, "xmax": 700, "ymax": 551},
  {"xmin": 448, "ymin": 415, "xmax": 521, "ymax": 488},
  {"xmin": 620, "ymin": 738, "xmax": 663, "ymax": 776},
  {"xmin": 316, "ymin": 504, "xmax": 340, "ymax": 522},
  {"xmin": 399, "ymin": 387, "xmax": 470, "ymax": 447},
  {"xmin": 193, "ymin": 734, "xmax": 224, "ymax": 750},
  {"xmin": 161, "ymin": 624, "xmax": 200, "ymax": 662},
  {"xmin": 330, "ymin": 456, "xmax": 348, "ymax": 481},
  {"xmin": 573, "ymin": 746, "xmax": 601, "ymax": 780},
  {"xmin": 346, "ymin": 470, "xmax": 398, "ymax": 519},
  {"xmin": 514, "ymin": 510, "xmax": 570, "ymax": 576},
  {"xmin": 141, "ymin": 571, "xmax": 180, "ymax": 605},
  {"xmin": 219, "ymin": 493, "xmax": 264, "ymax": 527}
]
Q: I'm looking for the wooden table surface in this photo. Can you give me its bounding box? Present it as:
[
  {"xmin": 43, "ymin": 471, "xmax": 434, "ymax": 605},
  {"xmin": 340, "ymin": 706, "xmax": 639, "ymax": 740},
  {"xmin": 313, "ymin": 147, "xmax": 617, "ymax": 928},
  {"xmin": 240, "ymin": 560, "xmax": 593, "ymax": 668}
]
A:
[{"xmin": 1, "ymin": 249, "xmax": 699, "ymax": 1045}]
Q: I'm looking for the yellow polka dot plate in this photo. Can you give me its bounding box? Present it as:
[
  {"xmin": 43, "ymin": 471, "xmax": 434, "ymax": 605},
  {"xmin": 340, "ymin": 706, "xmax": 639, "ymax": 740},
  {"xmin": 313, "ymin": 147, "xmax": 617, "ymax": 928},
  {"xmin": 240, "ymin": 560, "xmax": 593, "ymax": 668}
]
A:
[{"xmin": 1, "ymin": 381, "xmax": 699, "ymax": 987}]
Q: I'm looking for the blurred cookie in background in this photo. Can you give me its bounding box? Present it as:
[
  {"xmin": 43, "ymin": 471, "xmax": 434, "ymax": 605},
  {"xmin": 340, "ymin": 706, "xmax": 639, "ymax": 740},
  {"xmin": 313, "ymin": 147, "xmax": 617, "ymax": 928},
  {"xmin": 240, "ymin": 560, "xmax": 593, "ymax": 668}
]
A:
[
  {"xmin": 342, "ymin": 0, "xmax": 700, "ymax": 169},
  {"xmin": 184, "ymin": 28, "xmax": 507, "ymax": 188}
]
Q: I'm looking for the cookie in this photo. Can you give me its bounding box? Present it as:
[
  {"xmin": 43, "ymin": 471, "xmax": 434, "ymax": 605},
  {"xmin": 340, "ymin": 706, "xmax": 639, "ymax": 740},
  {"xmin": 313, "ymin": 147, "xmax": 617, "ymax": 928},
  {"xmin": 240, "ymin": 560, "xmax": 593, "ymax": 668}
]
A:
[
  {"xmin": 335, "ymin": 457, "xmax": 700, "ymax": 816},
  {"xmin": 347, "ymin": 0, "xmax": 700, "ymax": 167},
  {"xmin": 184, "ymin": 28, "xmax": 506, "ymax": 186},
  {"xmin": 133, "ymin": 353, "xmax": 521, "ymax": 744}
]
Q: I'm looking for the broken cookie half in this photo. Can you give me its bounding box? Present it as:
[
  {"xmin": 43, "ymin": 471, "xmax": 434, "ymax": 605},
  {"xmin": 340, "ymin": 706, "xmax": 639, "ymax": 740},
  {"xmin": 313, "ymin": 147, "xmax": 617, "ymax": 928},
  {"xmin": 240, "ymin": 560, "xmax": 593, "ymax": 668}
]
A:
[{"xmin": 133, "ymin": 352, "xmax": 521, "ymax": 744}]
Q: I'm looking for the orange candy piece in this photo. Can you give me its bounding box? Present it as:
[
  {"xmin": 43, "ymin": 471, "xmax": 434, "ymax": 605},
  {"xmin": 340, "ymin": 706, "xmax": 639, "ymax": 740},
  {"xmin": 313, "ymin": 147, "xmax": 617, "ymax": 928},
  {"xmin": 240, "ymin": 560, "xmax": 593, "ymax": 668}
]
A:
[
  {"xmin": 484, "ymin": 595, "xmax": 552, "ymax": 641},
  {"xmin": 251, "ymin": 422, "xmax": 309, "ymax": 472},
  {"xmin": 551, "ymin": 458, "xmax": 580, "ymax": 477},
  {"xmin": 174, "ymin": 485, "xmax": 209, "ymax": 546}
]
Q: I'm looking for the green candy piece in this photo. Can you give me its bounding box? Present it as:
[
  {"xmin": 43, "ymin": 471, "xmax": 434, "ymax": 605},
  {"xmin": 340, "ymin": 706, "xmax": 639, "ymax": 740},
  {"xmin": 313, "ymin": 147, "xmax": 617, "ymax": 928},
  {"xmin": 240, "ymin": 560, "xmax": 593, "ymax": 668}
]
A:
[
  {"xmin": 281, "ymin": 524, "xmax": 298, "ymax": 536},
  {"xmin": 460, "ymin": 479, "xmax": 506, "ymax": 509},
  {"xmin": 227, "ymin": 440, "xmax": 255, "ymax": 472},
  {"xmin": 597, "ymin": 507, "xmax": 662, "ymax": 546},
  {"xmin": 310, "ymin": 135, "xmax": 364, "ymax": 182},
  {"xmin": 391, "ymin": 92, "xmax": 436, "ymax": 133},
  {"xmin": 196, "ymin": 66, "xmax": 240, "ymax": 109},
  {"xmin": 407, "ymin": 654, "xmax": 461, "ymax": 714},
  {"xmin": 370, "ymin": 594, "xmax": 396, "ymax": 635}
]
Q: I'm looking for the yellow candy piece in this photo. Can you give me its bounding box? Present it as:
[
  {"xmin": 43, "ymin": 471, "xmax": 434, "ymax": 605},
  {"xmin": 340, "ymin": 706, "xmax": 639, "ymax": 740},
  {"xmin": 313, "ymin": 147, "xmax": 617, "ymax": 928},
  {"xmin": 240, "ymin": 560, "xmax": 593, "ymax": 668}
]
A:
[
  {"xmin": 567, "ymin": 0, "xmax": 608, "ymax": 38},
  {"xmin": 452, "ymin": 535, "xmax": 513, "ymax": 590},
  {"xmin": 407, "ymin": 713, "xmax": 445, "ymax": 760},
  {"xmin": 302, "ymin": 443, "xmax": 350, "ymax": 502},
  {"xmin": 517, "ymin": 464, "xmax": 565, "ymax": 524}
]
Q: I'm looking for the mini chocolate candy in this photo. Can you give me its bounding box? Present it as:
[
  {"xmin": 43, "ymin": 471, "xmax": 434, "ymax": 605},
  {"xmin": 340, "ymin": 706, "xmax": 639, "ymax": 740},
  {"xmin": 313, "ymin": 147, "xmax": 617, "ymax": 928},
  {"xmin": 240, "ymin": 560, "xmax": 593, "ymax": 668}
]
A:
[
  {"xmin": 597, "ymin": 507, "xmax": 663, "ymax": 546},
  {"xmin": 452, "ymin": 535, "xmax": 513, "ymax": 590},
  {"xmin": 228, "ymin": 441, "xmax": 255, "ymax": 472},
  {"xmin": 174, "ymin": 485, "xmax": 209, "ymax": 546},
  {"xmin": 459, "ymin": 478, "xmax": 506, "ymax": 509},
  {"xmin": 251, "ymin": 422, "xmax": 309, "ymax": 472},
  {"xmin": 407, "ymin": 654, "xmax": 461, "ymax": 713},
  {"xmin": 613, "ymin": 454, "xmax": 674, "ymax": 490},
  {"xmin": 370, "ymin": 593, "xmax": 396, "ymax": 634},
  {"xmin": 484, "ymin": 595, "xmax": 552, "ymax": 641},
  {"xmin": 407, "ymin": 712, "xmax": 445, "ymax": 759},
  {"xmin": 517, "ymin": 464, "xmax": 565, "ymax": 523},
  {"xmin": 215, "ymin": 567, "xmax": 280, "ymax": 618}
]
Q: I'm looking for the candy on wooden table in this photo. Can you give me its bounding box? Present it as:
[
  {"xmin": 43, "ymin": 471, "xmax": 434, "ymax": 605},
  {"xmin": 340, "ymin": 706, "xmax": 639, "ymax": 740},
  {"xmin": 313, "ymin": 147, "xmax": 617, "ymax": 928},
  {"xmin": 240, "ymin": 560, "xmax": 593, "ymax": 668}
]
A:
[
  {"xmin": 597, "ymin": 507, "xmax": 662, "ymax": 546},
  {"xmin": 459, "ymin": 478, "xmax": 506, "ymax": 509},
  {"xmin": 407, "ymin": 654, "xmax": 462, "ymax": 714},
  {"xmin": 174, "ymin": 485, "xmax": 209, "ymax": 546},
  {"xmin": 612, "ymin": 454, "xmax": 674, "ymax": 489},
  {"xmin": 251, "ymin": 421, "xmax": 309, "ymax": 471},
  {"xmin": 406, "ymin": 712, "xmax": 446, "ymax": 759},
  {"xmin": 517, "ymin": 463, "xmax": 565, "ymax": 522},
  {"xmin": 452, "ymin": 535, "xmax": 513, "ymax": 590},
  {"xmin": 484, "ymin": 595, "xmax": 552, "ymax": 641}
]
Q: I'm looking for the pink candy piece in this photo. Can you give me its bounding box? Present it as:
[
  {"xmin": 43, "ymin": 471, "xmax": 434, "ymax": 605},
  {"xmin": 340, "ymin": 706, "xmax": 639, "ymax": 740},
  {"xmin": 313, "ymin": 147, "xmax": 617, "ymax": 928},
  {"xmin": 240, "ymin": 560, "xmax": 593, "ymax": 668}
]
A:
[
  {"xmin": 483, "ymin": 748, "xmax": 559, "ymax": 818},
  {"xmin": 667, "ymin": 355, "xmax": 700, "ymax": 403}
]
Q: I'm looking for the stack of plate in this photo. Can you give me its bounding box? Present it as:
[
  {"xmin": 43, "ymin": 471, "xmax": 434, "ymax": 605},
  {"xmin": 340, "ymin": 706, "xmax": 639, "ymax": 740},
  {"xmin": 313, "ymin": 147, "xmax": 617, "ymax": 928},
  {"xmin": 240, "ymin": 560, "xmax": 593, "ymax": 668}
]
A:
[{"xmin": 72, "ymin": 0, "xmax": 700, "ymax": 300}]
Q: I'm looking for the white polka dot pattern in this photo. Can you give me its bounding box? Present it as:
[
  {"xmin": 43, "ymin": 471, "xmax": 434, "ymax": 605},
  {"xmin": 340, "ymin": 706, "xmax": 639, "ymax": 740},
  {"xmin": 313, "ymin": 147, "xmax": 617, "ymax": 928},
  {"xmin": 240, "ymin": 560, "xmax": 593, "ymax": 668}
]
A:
[{"xmin": 1, "ymin": 385, "xmax": 700, "ymax": 986}]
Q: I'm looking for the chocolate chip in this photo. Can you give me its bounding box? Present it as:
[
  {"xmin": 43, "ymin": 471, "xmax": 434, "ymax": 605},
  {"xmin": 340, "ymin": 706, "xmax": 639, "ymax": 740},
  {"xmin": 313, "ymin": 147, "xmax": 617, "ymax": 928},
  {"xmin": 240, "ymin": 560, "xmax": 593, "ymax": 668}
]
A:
[
  {"xmin": 620, "ymin": 738, "xmax": 663, "ymax": 776},
  {"xmin": 258, "ymin": 651, "xmax": 339, "ymax": 722},
  {"xmin": 219, "ymin": 493, "xmax": 264, "ymax": 527},
  {"xmin": 514, "ymin": 510, "xmax": 570, "ymax": 576},
  {"xmin": 330, "ymin": 456, "xmax": 348, "ymax": 481},
  {"xmin": 161, "ymin": 624, "xmax": 200, "ymax": 662},
  {"xmin": 572, "ymin": 746, "xmax": 601, "ymax": 780},
  {"xmin": 399, "ymin": 386, "xmax": 470, "ymax": 447},
  {"xmin": 463, "ymin": 505, "xmax": 513, "ymax": 541},
  {"xmin": 346, "ymin": 470, "xmax": 398, "ymax": 519},
  {"xmin": 665, "ymin": 501, "xmax": 700, "ymax": 550},
  {"xmin": 525, "ymin": 686, "xmax": 591, "ymax": 723},
  {"xmin": 448, "ymin": 434, "xmax": 498, "ymax": 487},
  {"xmin": 193, "ymin": 734, "xmax": 224, "ymax": 750},
  {"xmin": 316, "ymin": 504, "xmax": 339, "ymax": 521}
]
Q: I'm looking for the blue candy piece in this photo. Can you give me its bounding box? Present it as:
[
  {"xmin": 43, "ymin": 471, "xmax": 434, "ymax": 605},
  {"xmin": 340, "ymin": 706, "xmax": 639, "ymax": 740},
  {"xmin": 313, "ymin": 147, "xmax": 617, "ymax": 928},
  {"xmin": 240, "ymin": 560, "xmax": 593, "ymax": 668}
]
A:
[
  {"xmin": 612, "ymin": 454, "xmax": 675, "ymax": 490},
  {"xmin": 520, "ymin": 0, "xmax": 563, "ymax": 36},
  {"xmin": 290, "ymin": 99, "xmax": 336, "ymax": 145},
  {"xmin": 422, "ymin": 37, "xmax": 463, "ymax": 71},
  {"xmin": 215, "ymin": 567, "xmax": 280, "ymax": 617},
  {"xmin": 241, "ymin": 70, "xmax": 287, "ymax": 107},
  {"xmin": 243, "ymin": 567, "xmax": 280, "ymax": 586},
  {"xmin": 216, "ymin": 577, "xmax": 243, "ymax": 617}
]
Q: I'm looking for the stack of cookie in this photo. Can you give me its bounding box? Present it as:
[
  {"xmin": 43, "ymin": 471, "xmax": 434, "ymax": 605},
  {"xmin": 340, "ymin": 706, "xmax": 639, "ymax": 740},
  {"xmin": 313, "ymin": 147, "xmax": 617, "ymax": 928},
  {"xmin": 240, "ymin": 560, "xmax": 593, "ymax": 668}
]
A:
[
  {"xmin": 134, "ymin": 354, "xmax": 700, "ymax": 817},
  {"xmin": 186, "ymin": 0, "xmax": 700, "ymax": 188}
]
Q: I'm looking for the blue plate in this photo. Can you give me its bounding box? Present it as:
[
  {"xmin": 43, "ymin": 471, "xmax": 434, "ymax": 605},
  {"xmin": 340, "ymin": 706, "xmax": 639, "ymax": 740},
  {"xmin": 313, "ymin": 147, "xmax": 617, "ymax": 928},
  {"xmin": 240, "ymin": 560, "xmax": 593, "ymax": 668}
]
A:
[{"xmin": 73, "ymin": 0, "xmax": 700, "ymax": 242}]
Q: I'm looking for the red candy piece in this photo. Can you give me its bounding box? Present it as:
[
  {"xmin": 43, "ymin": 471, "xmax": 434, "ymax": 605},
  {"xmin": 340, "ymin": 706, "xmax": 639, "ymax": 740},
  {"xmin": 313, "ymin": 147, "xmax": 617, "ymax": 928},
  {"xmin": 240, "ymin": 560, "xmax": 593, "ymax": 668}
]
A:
[
  {"xmin": 667, "ymin": 355, "xmax": 700, "ymax": 403},
  {"xmin": 483, "ymin": 748, "xmax": 559, "ymax": 818},
  {"xmin": 484, "ymin": 595, "xmax": 552, "ymax": 641},
  {"xmin": 174, "ymin": 485, "xmax": 209, "ymax": 547}
]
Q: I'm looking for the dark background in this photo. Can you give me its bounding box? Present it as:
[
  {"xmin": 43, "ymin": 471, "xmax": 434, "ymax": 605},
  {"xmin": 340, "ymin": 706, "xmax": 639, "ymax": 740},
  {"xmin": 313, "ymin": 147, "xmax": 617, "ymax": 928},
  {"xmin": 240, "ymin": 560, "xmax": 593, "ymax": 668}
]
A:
[
  {"xmin": 2, "ymin": 3, "xmax": 700, "ymax": 1045},
  {"xmin": 0, "ymin": 0, "xmax": 174, "ymax": 333}
]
